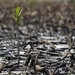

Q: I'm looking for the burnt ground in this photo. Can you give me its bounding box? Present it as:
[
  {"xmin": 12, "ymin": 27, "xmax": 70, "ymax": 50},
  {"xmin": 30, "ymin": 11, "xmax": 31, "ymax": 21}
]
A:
[{"xmin": 0, "ymin": 1, "xmax": 75, "ymax": 75}]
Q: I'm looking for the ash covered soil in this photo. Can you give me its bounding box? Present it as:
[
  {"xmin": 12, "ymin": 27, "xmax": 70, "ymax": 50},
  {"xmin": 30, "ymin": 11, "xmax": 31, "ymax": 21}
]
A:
[{"xmin": 0, "ymin": 1, "xmax": 75, "ymax": 75}]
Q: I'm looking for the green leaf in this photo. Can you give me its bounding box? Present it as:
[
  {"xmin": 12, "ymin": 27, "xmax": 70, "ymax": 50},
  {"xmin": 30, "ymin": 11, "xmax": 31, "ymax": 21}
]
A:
[
  {"xmin": 15, "ymin": 15, "xmax": 21, "ymax": 25},
  {"xmin": 15, "ymin": 7, "xmax": 21, "ymax": 16},
  {"xmin": 12, "ymin": 7, "xmax": 22, "ymax": 25}
]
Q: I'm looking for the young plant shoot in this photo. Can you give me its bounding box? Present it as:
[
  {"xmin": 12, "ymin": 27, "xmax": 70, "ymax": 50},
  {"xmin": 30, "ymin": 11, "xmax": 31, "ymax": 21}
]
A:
[
  {"xmin": 13, "ymin": 7, "xmax": 22, "ymax": 25},
  {"xmin": 13, "ymin": 7, "xmax": 22, "ymax": 67}
]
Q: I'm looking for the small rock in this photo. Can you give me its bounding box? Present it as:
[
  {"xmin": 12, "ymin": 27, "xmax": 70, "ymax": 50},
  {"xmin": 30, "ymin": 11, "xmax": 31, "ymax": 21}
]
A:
[{"xmin": 70, "ymin": 49, "xmax": 75, "ymax": 54}]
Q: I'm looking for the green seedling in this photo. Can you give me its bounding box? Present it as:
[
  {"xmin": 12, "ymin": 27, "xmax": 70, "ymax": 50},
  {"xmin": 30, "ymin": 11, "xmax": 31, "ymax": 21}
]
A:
[
  {"xmin": 13, "ymin": 7, "xmax": 22, "ymax": 25},
  {"xmin": 12, "ymin": 7, "xmax": 22, "ymax": 67}
]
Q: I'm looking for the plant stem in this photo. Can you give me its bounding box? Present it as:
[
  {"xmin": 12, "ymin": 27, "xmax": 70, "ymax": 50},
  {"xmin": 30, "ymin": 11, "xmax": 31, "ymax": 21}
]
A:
[
  {"xmin": 15, "ymin": 25, "xmax": 20, "ymax": 67},
  {"xmin": 8, "ymin": 68, "xmax": 11, "ymax": 75},
  {"xmin": 17, "ymin": 31, "xmax": 20, "ymax": 67}
]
